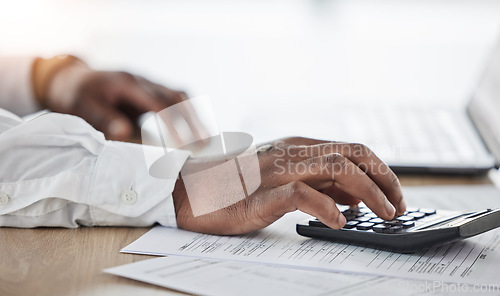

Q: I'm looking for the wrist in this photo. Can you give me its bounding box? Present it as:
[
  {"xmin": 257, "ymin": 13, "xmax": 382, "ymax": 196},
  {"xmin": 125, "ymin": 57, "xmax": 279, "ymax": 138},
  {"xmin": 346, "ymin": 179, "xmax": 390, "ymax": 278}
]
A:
[{"xmin": 32, "ymin": 55, "xmax": 90, "ymax": 110}]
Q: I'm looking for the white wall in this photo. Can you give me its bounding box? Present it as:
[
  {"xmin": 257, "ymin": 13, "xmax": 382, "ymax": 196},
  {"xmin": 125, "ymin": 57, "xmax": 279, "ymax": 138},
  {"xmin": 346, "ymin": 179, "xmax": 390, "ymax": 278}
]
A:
[{"xmin": 1, "ymin": 0, "xmax": 500, "ymax": 140}]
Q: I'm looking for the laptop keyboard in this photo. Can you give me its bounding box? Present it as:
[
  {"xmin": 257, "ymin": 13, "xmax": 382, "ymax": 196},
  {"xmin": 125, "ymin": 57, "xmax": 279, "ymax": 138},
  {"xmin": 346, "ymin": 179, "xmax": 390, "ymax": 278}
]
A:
[
  {"xmin": 243, "ymin": 104, "xmax": 494, "ymax": 168},
  {"xmin": 334, "ymin": 107, "xmax": 480, "ymax": 164}
]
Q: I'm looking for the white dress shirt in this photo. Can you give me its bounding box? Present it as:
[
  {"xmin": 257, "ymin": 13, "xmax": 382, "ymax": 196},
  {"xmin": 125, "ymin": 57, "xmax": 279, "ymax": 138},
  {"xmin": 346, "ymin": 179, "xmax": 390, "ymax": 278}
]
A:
[{"xmin": 0, "ymin": 57, "xmax": 190, "ymax": 228}]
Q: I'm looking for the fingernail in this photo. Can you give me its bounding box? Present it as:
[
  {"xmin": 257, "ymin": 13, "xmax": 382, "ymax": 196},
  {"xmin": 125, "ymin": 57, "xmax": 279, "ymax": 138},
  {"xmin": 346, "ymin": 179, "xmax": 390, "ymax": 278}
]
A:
[
  {"xmin": 398, "ymin": 199, "xmax": 407, "ymax": 215},
  {"xmin": 385, "ymin": 201, "xmax": 396, "ymax": 218},
  {"xmin": 337, "ymin": 214, "xmax": 346, "ymax": 227},
  {"xmin": 108, "ymin": 120, "xmax": 127, "ymax": 137}
]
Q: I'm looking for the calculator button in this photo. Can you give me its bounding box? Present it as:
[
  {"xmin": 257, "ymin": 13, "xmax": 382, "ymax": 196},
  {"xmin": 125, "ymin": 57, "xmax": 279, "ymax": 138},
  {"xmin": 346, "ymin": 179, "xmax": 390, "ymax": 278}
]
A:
[
  {"xmin": 343, "ymin": 214, "xmax": 356, "ymax": 221},
  {"xmin": 372, "ymin": 224, "xmax": 390, "ymax": 233},
  {"xmin": 343, "ymin": 207, "xmax": 362, "ymax": 214},
  {"xmin": 344, "ymin": 209, "xmax": 364, "ymax": 217},
  {"xmin": 354, "ymin": 216, "xmax": 371, "ymax": 223},
  {"xmin": 343, "ymin": 221, "xmax": 359, "ymax": 229},
  {"xmin": 342, "ymin": 209, "xmax": 356, "ymax": 214},
  {"xmin": 396, "ymin": 216, "xmax": 414, "ymax": 222},
  {"xmin": 369, "ymin": 218, "xmax": 385, "ymax": 224},
  {"xmin": 309, "ymin": 220, "xmax": 327, "ymax": 227},
  {"xmin": 384, "ymin": 220, "xmax": 403, "ymax": 226},
  {"xmin": 419, "ymin": 208, "xmax": 436, "ymax": 216},
  {"xmin": 408, "ymin": 212, "xmax": 426, "ymax": 220},
  {"xmin": 388, "ymin": 225, "xmax": 403, "ymax": 233},
  {"xmin": 356, "ymin": 222, "xmax": 375, "ymax": 230},
  {"xmin": 402, "ymin": 221, "xmax": 415, "ymax": 228}
]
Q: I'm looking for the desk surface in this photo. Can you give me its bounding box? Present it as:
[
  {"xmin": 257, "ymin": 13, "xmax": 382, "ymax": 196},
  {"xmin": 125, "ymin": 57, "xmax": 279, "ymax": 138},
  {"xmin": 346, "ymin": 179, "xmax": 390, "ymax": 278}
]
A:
[{"xmin": 0, "ymin": 175, "xmax": 493, "ymax": 296}]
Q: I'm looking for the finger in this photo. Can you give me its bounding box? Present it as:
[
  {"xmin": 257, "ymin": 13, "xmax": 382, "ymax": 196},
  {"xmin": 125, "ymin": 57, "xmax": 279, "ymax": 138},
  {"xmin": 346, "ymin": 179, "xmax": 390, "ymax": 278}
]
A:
[
  {"xmin": 285, "ymin": 142, "xmax": 405, "ymax": 216},
  {"xmin": 153, "ymin": 87, "xmax": 209, "ymax": 142},
  {"xmin": 112, "ymin": 74, "xmax": 189, "ymax": 144},
  {"xmin": 260, "ymin": 181, "xmax": 346, "ymax": 229},
  {"xmin": 276, "ymin": 136, "xmax": 331, "ymax": 146},
  {"xmin": 156, "ymin": 111, "xmax": 184, "ymax": 147},
  {"xmin": 327, "ymin": 143, "xmax": 405, "ymax": 215},
  {"xmin": 135, "ymin": 79, "xmax": 209, "ymax": 144},
  {"xmin": 136, "ymin": 78, "xmax": 186, "ymax": 105},
  {"xmin": 157, "ymin": 86, "xmax": 187, "ymax": 105},
  {"xmin": 321, "ymin": 186, "xmax": 361, "ymax": 206},
  {"xmin": 73, "ymin": 95, "xmax": 134, "ymax": 141},
  {"xmin": 113, "ymin": 73, "xmax": 165, "ymax": 113},
  {"xmin": 175, "ymin": 98, "xmax": 209, "ymax": 142},
  {"xmin": 287, "ymin": 153, "xmax": 397, "ymax": 220}
]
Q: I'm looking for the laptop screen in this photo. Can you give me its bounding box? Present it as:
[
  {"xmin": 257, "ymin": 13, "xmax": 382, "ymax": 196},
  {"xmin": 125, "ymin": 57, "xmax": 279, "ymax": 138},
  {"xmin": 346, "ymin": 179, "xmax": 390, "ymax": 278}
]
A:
[{"xmin": 468, "ymin": 41, "xmax": 500, "ymax": 164}]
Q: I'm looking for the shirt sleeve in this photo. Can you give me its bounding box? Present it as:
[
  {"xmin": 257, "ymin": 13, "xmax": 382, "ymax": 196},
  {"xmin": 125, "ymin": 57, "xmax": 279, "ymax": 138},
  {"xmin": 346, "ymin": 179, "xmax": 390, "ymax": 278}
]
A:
[
  {"xmin": 0, "ymin": 109, "xmax": 191, "ymax": 228},
  {"xmin": 0, "ymin": 57, "xmax": 41, "ymax": 116}
]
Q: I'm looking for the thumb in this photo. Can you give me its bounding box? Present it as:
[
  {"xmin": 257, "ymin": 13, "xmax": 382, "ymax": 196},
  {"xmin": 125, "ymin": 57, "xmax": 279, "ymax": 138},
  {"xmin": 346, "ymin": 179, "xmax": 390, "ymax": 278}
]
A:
[{"xmin": 106, "ymin": 117, "xmax": 133, "ymax": 141}]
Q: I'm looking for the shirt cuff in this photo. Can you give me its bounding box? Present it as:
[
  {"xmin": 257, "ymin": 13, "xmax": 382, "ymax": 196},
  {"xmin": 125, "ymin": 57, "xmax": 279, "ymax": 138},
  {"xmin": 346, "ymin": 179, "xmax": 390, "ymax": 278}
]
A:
[{"xmin": 88, "ymin": 141, "xmax": 191, "ymax": 227}]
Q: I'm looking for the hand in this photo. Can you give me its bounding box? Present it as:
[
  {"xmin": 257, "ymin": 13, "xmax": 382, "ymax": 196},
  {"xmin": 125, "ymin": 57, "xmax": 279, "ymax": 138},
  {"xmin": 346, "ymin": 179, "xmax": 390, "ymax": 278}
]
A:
[
  {"xmin": 172, "ymin": 137, "xmax": 406, "ymax": 235},
  {"xmin": 46, "ymin": 62, "xmax": 192, "ymax": 141}
]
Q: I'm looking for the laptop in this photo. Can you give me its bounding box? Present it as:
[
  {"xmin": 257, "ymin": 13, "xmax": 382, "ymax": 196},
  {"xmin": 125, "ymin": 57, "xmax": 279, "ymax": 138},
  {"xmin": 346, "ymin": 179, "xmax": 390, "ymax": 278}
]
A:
[
  {"xmin": 339, "ymin": 42, "xmax": 500, "ymax": 175},
  {"xmin": 241, "ymin": 42, "xmax": 500, "ymax": 175}
]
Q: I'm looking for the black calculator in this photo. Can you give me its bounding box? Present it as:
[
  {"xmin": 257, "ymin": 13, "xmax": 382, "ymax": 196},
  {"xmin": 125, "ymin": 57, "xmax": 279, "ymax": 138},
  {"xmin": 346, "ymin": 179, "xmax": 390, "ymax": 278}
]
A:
[{"xmin": 296, "ymin": 205, "xmax": 500, "ymax": 252}]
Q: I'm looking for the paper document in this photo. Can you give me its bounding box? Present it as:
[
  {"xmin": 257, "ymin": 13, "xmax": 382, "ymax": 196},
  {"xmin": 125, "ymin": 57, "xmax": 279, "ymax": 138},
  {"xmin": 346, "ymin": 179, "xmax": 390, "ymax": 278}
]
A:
[
  {"xmin": 122, "ymin": 185, "xmax": 500, "ymax": 286},
  {"xmin": 105, "ymin": 256, "xmax": 444, "ymax": 296}
]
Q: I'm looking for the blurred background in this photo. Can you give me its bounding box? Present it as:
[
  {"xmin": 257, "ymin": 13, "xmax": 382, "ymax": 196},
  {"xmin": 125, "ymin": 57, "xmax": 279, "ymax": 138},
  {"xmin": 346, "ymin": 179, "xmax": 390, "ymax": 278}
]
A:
[{"xmin": 1, "ymin": 0, "xmax": 500, "ymax": 142}]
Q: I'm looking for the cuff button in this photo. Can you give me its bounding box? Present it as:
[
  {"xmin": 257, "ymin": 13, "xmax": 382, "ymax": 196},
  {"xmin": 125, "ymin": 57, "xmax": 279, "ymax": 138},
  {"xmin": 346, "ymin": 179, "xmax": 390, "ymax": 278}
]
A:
[
  {"xmin": 0, "ymin": 192, "xmax": 10, "ymax": 205},
  {"xmin": 121, "ymin": 190, "xmax": 138, "ymax": 205}
]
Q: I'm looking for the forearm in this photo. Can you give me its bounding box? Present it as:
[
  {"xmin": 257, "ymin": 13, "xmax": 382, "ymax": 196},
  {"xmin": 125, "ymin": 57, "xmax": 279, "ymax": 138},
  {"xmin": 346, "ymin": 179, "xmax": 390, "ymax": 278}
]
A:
[{"xmin": 0, "ymin": 111, "xmax": 190, "ymax": 228}]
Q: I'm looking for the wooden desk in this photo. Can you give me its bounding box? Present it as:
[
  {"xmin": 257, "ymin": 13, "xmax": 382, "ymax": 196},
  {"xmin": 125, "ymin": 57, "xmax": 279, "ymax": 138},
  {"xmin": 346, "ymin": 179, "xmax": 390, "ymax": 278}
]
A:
[{"xmin": 0, "ymin": 175, "xmax": 493, "ymax": 296}]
